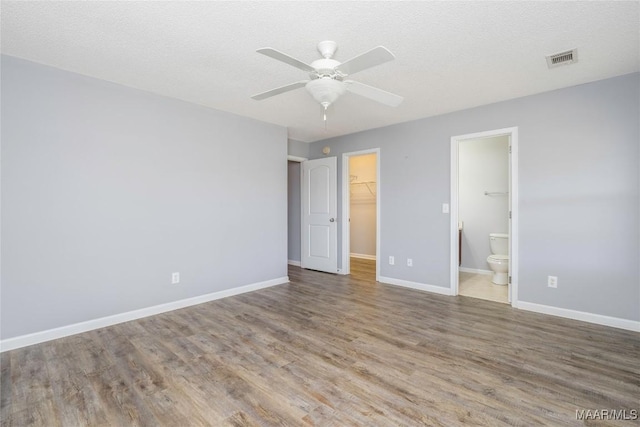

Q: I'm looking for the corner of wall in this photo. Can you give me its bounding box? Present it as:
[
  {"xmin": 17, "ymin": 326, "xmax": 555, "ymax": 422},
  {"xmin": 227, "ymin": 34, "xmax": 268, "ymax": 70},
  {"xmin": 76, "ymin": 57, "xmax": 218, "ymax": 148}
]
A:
[{"xmin": 288, "ymin": 139, "xmax": 310, "ymax": 159}]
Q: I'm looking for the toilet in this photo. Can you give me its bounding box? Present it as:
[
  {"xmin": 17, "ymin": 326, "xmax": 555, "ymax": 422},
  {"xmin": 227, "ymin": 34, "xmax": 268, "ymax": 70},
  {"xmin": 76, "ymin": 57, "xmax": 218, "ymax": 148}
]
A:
[{"xmin": 487, "ymin": 233, "xmax": 509, "ymax": 285}]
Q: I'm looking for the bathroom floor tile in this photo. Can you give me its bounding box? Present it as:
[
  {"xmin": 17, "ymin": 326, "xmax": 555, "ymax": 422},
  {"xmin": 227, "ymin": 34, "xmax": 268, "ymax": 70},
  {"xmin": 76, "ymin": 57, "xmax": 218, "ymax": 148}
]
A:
[{"xmin": 459, "ymin": 272, "xmax": 508, "ymax": 304}]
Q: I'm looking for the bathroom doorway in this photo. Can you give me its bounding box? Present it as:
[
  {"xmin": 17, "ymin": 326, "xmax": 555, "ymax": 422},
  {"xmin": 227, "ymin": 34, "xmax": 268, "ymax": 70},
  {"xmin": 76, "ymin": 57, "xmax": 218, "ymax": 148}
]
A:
[
  {"xmin": 341, "ymin": 149, "xmax": 380, "ymax": 282},
  {"xmin": 450, "ymin": 128, "xmax": 518, "ymax": 305}
]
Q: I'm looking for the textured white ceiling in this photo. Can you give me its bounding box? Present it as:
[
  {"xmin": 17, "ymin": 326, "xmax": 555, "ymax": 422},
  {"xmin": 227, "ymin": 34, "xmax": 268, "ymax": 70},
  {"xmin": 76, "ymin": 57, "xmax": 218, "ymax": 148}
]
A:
[{"xmin": 2, "ymin": 1, "xmax": 638, "ymax": 142}]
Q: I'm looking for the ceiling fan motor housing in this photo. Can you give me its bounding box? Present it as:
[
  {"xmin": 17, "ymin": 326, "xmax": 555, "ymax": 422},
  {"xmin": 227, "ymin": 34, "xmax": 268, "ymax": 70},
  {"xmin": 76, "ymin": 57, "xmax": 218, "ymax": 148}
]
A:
[{"xmin": 310, "ymin": 58, "xmax": 342, "ymax": 78}]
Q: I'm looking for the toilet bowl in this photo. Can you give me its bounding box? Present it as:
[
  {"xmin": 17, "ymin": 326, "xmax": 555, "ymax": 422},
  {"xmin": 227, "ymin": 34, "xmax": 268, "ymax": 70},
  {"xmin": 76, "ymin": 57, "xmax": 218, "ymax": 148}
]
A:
[
  {"xmin": 487, "ymin": 233, "xmax": 509, "ymax": 285},
  {"xmin": 487, "ymin": 254, "xmax": 509, "ymax": 285}
]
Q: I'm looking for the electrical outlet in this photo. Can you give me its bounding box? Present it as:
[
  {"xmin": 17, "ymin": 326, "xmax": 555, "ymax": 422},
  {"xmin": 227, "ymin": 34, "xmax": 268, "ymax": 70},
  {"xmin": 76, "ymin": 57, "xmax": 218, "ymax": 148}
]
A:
[
  {"xmin": 389, "ymin": 256, "xmax": 395, "ymax": 265},
  {"xmin": 442, "ymin": 203, "xmax": 449, "ymax": 214},
  {"xmin": 172, "ymin": 272, "xmax": 180, "ymax": 285},
  {"xmin": 407, "ymin": 258, "xmax": 413, "ymax": 267},
  {"xmin": 548, "ymin": 276, "xmax": 557, "ymax": 288}
]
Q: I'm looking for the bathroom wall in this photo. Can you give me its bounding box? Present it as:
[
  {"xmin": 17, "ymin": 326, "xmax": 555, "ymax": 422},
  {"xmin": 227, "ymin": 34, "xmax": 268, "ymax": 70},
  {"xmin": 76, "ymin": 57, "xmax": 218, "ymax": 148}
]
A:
[
  {"xmin": 459, "ymin": 136, "xmax": 509, "ymax": 272},
  {"xmin": 349, "ymin": 154, "xmax": 377, "ymax": 258}
]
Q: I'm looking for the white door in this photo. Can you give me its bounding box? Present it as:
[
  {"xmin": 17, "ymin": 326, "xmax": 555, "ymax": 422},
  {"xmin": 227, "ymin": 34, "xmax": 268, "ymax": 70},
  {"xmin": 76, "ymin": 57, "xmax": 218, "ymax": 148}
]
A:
[{"xmin": 301, "ymin": 157, "xmax": 338, "ymax": 273}]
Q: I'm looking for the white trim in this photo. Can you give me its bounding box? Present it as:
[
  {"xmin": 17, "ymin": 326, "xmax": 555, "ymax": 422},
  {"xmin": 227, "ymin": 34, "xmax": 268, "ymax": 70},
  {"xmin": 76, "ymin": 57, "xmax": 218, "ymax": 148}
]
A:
[
  {"xmin": 450, "ymin": 140, "xmax": 459, "ymax": 296},
  {"xmin": 378, "ymin": 276, "xmax": 453, "ymax": 296},
  {"xmin": 287, "ymin": 259, "xmax": 301, "ymax": 267},
  {"xmin": 515, "ymin": 301, "xmax": 640, "ymax": 333},
  {"xmin": 341, "ymin": 148, "xmax": 381, "ymax": 280},
  {"xmin": 458, "ymin": 267, "xmax": 493, "ymax": 275},
  {"xmin": 450, "ymin": 127, "xmax": 519, "ymax": 307},
  {"xmin": 341, "ymin": 152, "xmax": 349, "ymax": 275},
  {"xmin": 0, "ymin": 276, "xmax": 289, "ymax": 352},
  {"xmin": 287, "ymin": 155, "xmax": 307, "ymax": 162},
  {"xmin": 350, "ymin": 253, "xmax": 377, "ymax": 261},
  {"xmin": 509, "ymin": 128, "xmax": 519, "ymax": 304}
]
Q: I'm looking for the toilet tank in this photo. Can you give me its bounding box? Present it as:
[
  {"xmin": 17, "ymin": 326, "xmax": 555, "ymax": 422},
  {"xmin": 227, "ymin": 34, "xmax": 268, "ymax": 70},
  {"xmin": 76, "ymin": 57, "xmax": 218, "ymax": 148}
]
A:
[{"xmin": 489, "ymin": 233, "xmax": 509, "ymax": 255}]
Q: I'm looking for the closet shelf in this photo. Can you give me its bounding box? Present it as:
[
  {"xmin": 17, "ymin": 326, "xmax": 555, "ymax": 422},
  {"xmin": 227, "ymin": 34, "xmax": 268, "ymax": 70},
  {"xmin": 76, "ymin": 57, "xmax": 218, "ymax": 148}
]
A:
[{"xmin": 350, "ymin": 181, "xmax": 376, "ymax": 197}]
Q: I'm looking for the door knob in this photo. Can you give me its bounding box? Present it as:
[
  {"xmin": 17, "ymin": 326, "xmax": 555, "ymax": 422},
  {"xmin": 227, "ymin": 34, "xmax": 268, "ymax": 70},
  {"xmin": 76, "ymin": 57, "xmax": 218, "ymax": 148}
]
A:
[{"xmin": 329, "ymin": 218, "xmax": 335, "ymax": 222}]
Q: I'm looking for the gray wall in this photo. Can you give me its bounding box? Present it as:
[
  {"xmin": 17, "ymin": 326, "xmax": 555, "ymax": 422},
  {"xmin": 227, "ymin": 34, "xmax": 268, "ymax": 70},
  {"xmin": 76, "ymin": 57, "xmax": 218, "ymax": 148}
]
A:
[
  {"xmin": 1, "ymin": 55, "xmax": 288, "ymax": 340},
  {"xmin": 287, "ymin": 161, "xmax": 301, "ymax": 262},
  {"xmin": 459, "ymin": 136, "xmax": 509, "ymax": 270},
  {"xmin": 309, "ymin": 73, "xmax": 639, "ymax": 322},
  {"xmin": 287, "ymin": 139, "xmax": 310, "ymax": 159}
]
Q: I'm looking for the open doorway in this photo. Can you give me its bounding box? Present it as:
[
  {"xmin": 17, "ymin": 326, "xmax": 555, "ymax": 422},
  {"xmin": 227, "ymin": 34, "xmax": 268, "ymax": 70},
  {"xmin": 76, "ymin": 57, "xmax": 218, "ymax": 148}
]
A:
[
  {"xmin": 457, "ymin": 135, "xmax": 509, "ymax": 304},
  {"xmin": 341, "ymin": 149, "xmax": 380, "ymax": 282},
  {"xmin": 450, "ymin": 128, "xmax": 518, "ymax": 306},
  {"xmin": 287, "ymin": 155, "xmax": 306, "ymax": 267}
]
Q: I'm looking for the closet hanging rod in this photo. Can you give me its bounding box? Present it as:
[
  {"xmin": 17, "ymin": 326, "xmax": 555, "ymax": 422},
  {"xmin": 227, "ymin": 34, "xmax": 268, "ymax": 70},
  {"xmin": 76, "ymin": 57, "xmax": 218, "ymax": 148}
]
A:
[
  {"xmin": 351, "ymin": 181, "xmax": 376, "ymax": 196},
  {"xmin": 484, "ymin": 191, "xmax": 509, "ymax": 196}
]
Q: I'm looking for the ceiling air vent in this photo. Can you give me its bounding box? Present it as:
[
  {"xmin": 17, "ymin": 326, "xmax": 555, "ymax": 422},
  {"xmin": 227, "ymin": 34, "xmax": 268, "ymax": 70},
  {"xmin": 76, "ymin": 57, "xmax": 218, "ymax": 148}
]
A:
[{"xmin": 546, "ymin": 49, "xmax": 578, "ymax": 69}]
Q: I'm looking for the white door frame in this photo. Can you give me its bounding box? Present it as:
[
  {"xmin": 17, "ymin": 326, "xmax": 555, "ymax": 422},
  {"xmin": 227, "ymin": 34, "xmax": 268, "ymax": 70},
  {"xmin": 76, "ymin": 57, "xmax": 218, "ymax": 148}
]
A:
[
  {"xmin": 341, "ymin": 148, "xmax": 380, "ymax": 281},
  {"xmin": 450, "ymin": 127, "xmax": 518, "ymax": 306},
  {"xmin": 287, "ymin": 155, "xmax": 307, "ymax": 163}
]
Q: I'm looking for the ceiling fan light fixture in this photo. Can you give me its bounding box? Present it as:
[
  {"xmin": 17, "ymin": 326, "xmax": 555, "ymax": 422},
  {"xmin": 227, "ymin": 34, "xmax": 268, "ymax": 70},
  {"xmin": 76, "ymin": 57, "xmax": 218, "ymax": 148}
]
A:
[{"xmin": 305, "ymin": 78, "xmax": 346, "ymax": 108}]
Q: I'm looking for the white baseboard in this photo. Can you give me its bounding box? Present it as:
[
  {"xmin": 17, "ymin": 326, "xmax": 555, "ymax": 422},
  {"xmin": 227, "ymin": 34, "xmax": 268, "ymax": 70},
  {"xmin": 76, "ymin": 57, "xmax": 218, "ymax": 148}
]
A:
[
  {"xmin": 287, "ymin": 259, "xmax": 301, "ymax": 267},
  {"xmin": 378, "ymin": 276, "xmax": 453, "ymax": 296},
  {"xmin": 0, "ymin": 276, "xmax": 290, "ymax": 352},
  {"xmin": 515, "ymin": 300, "xmax": 640, "ymax": 333},
  {"xmin": 459, "ymin": 267, "xmax": 493, "ymax": 275},
  {"xmin": 350, "ymin": 253, "xmax": 377, "ymax": 261}
]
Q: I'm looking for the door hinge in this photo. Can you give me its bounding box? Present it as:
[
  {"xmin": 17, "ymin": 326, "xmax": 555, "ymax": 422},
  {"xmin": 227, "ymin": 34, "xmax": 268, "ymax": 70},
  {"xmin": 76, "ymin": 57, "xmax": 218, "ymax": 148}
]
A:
[
  {"xmin": 508, "ymin": 276, "xmax": 512, "ymax": 284},
  {"xmin": 509, "ymin": 211, "xmax": 512, "ymax": 219},
  {"xmin": 509, "ymin": 145, "xmax": 512, "ymax": 154}
]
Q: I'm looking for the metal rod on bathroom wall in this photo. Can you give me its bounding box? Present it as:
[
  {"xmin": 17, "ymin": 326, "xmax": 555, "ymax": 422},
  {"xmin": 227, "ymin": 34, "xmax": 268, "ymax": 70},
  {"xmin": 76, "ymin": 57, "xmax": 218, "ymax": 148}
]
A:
[{"xmin": 484, "ymin": 191, "xmax": 509, "ymax": 196}]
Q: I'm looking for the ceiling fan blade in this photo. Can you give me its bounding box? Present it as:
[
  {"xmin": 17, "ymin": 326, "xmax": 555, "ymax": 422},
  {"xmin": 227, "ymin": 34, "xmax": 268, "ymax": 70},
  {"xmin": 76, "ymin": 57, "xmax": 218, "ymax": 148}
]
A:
[
  {"xmin": 344, "ymin": 80, "xmax": 403, "ymax": 107},
  {"xmin": 251, "ymin": 80, "xmax": 309, "ymax": 100},
  {"xmin": 335, "ymin": 46, "xmax": 395, "ymax": 76},
  {"xmin": 257, "ymin": 48, "xmax": 316, "ymax": 73}
]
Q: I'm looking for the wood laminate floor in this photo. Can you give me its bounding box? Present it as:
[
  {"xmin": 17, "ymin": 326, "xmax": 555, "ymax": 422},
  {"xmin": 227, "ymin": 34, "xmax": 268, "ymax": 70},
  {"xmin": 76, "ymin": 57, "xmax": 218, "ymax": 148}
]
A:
[{"xmin": 1, "ymin": 263, "xmax": 639, "ymax": 426}]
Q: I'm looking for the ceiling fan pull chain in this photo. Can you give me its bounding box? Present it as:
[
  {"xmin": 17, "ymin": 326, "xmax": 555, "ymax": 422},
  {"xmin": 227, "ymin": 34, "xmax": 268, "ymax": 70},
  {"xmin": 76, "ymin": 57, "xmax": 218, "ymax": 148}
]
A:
[{"xmin": 323, "ymin": 104, "xmax": 328, "ymax": 130}]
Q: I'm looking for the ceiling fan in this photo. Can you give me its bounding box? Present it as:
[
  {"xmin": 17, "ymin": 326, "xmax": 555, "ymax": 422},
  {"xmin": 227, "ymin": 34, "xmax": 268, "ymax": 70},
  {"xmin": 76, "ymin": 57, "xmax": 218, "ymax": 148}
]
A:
[{"xmin": 251, "ymin": 41, "xmax": 403, "ymax": 120}]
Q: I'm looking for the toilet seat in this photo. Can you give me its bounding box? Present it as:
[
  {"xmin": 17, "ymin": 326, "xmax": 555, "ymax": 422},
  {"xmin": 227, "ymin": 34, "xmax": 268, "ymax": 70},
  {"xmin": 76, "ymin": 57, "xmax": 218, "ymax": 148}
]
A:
[{"xmin": 487, "ymin": 255, "xmax": 509, "ymax": 263}]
